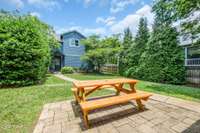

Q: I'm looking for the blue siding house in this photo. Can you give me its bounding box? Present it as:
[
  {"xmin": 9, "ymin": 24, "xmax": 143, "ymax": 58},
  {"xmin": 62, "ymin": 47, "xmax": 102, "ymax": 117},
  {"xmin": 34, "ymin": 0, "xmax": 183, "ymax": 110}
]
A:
[{"xmin": 51, "ymin": 30, "xmax": 86, "ymax": 71}]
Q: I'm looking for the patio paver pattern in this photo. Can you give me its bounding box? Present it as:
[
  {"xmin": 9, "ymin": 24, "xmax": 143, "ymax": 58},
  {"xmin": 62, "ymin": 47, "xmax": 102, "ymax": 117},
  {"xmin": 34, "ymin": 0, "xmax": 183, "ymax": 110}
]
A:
[{"xmin": 33, "ymin": 97, "xmax": 200, "ymax": 133}]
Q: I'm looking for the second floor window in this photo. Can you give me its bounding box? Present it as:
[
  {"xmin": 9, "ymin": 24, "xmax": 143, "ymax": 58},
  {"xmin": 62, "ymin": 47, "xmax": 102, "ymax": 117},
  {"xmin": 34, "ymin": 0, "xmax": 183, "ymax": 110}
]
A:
[
  {"xmin": 75, "ymin": 40, "xmax": 79, "ymax": 46},
  {"xmin": 70, "ymin": 39, "xmax": 79, "ymax": 47}
]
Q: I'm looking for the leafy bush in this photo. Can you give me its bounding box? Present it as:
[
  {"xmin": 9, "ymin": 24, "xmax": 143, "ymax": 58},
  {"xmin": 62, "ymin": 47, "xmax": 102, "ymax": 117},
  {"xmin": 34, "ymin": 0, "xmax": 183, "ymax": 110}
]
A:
[
  {"xmin": 0, "ymin": 11, "xmax": 58, "ymax": 87},
  {"xmin": 61, "ymin": 67, "xmax": 74, "ymax": 74}
]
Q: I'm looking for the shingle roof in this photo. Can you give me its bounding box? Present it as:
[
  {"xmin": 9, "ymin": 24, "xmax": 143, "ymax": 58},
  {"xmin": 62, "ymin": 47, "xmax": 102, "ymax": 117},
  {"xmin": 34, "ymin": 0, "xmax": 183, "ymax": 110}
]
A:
[{"xmin": 61, "ymin": 30, "xmax": 86, "ymax": 39}]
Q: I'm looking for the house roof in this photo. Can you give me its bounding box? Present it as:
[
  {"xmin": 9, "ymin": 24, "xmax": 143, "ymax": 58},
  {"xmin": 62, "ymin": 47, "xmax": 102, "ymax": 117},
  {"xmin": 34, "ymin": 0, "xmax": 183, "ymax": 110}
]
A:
[{"xmin": 61, "ymin": 30, "xmax": 86, "ymax": 39}]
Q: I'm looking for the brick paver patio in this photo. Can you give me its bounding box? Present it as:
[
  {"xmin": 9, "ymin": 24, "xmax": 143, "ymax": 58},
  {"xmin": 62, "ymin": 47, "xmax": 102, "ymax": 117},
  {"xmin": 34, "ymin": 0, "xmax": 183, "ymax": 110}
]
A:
[{"xmin": 33, "ymin": 95, "xmax": 200, "ymax": 133}]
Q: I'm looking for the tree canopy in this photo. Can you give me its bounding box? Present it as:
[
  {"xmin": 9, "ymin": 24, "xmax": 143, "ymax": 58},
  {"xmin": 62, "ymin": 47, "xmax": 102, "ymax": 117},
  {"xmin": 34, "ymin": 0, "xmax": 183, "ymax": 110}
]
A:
[
  {"xmin": 119, "ymin": 28, "xmax": 134, "ymax": 75},
  {"xmin": 125, "ymin": 17, "xmax": 150, "ymax": 77},
  {"xmin": 135, "ymin": 0, "xmax": 185, "ymax": 84},
  {"xmin": 81, "ymin": 35, "xmax": 121, "ymax": 72},
  {"xmin": 168, "ymin": 0, "xmax": 200, "ymax": 45}
]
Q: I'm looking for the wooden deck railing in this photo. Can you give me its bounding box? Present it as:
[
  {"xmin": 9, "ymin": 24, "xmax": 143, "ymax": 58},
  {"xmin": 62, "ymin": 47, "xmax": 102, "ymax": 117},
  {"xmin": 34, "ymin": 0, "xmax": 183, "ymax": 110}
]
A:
[{"xmin": 185, "ymin": 58, "xmax": 200, "ymax": 66}]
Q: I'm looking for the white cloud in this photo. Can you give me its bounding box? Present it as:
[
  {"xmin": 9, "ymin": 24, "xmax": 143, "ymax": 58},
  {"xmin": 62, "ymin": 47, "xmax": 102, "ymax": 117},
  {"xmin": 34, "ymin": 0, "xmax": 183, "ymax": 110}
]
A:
[
  {"xmin": 30, "ymin": 12, "xmax": 41, "ymax": 18},
  {"xmin": 28, "ymin": 0, "xmax": 60, "ymax": 9},
  {"xmin": 84, "ymin": 0, "xmax": 93, "ymax": 4},
  {"xmin": 4, "ymin": 0, "xmax": 24, "ymax": 8},
  {"xmin": 110, "ymin": 0, "xmax": 138, "ymax": 13},
  {"xmin": 110, "ymin": 5, "xmax": 154, "ymax": 35},
  {"xmin": 96, "ymin": 16, "xmax": 116, "ymax": 26},
  {"xmin": 55, "ymin": 26, "xmax": 106, "ymax": 36}
]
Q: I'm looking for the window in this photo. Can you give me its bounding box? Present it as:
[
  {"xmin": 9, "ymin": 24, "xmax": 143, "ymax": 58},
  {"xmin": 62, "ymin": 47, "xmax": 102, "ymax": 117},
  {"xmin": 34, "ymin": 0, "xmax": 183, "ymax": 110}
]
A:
[
  {"xmin": 75, "ymin": 40, "xmax": 79, "ymax": 46},
  {"xmin": 70, "ymin": 39, "xmax": 79, "ymax": 47},
  {"xmin": 187, "ymin": 46, "xmax": 200, "ymax": 59}
]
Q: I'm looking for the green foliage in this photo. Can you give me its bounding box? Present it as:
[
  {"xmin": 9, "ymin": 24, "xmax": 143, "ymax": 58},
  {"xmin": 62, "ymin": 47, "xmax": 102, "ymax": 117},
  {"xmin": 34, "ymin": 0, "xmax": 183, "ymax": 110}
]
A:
[
  {"xmin": 133, "ymin": 0, "xmax": 186, "ymax": 84},
  {"xmin": 119, "ymin": 28, "xmax": 133, "ymax": 75},
  {"xmin": 81, "ymin": 35, "xmax": 121, "ymax": 73},
  {"xmin": 0, "ymin": 11, "xmax": 58, "ymax": 87},
  {"xmin": 168, "ymin": 0, "xmax": 200, "ymax": 46},
  {"xmin": 138, "ymin": 25, "xmax": 185, "ymax": 84},
  {"xmin": 61, "ymin": 66, "xmax": 74, "ymax": 74},
  {"xmin": 126, "ymin": 17, "xmax": 149, "ymax": 77}
]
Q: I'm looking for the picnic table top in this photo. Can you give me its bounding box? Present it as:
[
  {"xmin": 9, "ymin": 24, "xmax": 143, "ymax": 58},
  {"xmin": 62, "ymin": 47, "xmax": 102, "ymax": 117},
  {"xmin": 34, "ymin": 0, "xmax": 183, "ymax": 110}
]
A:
[{"xmin": 73, "ymin": 78, "xmax": 138, "ymax": 88}]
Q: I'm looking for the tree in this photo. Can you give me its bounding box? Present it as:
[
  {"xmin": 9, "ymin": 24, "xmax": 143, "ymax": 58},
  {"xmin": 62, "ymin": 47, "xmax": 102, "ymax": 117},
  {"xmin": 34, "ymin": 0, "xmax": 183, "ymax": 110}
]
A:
[
  {"xmin": 0, "ymin": 11, "xmax": 58, "ymax": 87},
  {"xmin": 125, "ymin": 17, "xmax": 149, "ymax": 77},
  {"xmin": 135, "ymin": 0, "xmax": 185, "ymax": 84},
  {"xmin": 80, "ymin": 35, "xmax": 100, "ymax": 72},
  {"xmin": 81, "ymin": 35, "xmax": 121, "ymax": 73},
  {"xmin": 119, "ymin": 27, "xmax": 133, "ymax": 75},
  {"xmin": 170, "ymin": 0, "xmax": 200, "ymax": 45}
]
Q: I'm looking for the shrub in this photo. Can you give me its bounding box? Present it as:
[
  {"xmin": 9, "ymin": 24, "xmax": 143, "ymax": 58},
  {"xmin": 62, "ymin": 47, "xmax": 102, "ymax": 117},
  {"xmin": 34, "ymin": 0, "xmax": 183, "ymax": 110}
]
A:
[
  {"xmin": 0, "ymin": 11, "xmax": 58, "ymax": 87},
  {"xmin": 61, "ymin": 67, "xmax": 74, "ymax": 74},
  {"xmin": 134, "ymin": 25, "xmax": 186, "ymax": 84}
]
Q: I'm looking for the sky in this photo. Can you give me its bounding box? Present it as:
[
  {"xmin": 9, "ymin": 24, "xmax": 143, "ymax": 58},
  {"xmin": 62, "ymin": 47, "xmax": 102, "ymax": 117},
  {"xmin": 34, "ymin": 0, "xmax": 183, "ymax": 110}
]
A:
[{"xmin": 0, "ymin": 0, "xmax": 154, "ymax": 37}]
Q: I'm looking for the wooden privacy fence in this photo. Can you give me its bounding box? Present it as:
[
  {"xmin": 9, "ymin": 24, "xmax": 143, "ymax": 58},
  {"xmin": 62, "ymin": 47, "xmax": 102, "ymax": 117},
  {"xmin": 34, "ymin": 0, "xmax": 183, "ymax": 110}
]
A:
[{"xmin": 100, "ymin": 64, "xmax": 118, "ymax": 74}]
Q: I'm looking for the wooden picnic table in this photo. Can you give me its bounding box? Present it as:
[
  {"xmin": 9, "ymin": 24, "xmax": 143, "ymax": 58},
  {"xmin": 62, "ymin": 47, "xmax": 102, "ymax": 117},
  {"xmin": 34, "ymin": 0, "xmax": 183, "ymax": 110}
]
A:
[
  {"xmin": 72, "ymin": 78, "xmax": 138, "ymax": 102},
  {"xmin": 71, "ymin": 78, "xmax": 152, "ymax": 128}
]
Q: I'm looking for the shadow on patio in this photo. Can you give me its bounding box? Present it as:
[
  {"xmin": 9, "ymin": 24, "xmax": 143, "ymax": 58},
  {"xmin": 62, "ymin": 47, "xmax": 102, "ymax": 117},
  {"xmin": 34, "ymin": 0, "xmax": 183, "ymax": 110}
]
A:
[{"xmin": 182, "ymin": 119, "xmax": 200, "ymax": 133}]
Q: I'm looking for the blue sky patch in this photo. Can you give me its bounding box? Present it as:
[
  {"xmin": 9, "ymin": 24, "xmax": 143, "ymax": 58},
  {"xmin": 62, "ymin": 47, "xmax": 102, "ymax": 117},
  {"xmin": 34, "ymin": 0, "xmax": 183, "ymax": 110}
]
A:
[{"xmin": 0, "ymin": 0, "xmax": 154, "ymax": 36}]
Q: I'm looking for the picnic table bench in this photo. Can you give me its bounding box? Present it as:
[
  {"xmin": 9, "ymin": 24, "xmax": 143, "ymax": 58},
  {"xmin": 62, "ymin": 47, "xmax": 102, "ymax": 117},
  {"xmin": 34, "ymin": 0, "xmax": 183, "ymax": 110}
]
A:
[{"xmin": 72, "ymin": 78, "xmax": 152, "ymax": 128}]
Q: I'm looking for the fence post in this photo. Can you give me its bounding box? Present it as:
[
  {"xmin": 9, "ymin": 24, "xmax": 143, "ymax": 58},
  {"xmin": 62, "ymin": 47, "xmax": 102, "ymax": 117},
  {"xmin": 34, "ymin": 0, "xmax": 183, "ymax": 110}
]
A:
[{"xmin": 185, "ymin": 47, "xmax": 188, "ymax": 66}]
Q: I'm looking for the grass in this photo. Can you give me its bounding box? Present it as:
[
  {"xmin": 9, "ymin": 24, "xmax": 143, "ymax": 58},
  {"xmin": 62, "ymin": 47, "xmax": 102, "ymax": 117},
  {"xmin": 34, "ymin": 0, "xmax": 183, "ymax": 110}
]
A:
[
  {"xmin": 66, "ymin": 73, "xmax": 200, "ymax": 102},
  {"xmin": 137, "ymin": 81, "xmax": 200, "ymax": 102},
  {"xmin": 0, "ymin": 75, "xmax": 70, "ymax": 133},
  {"xmin": 44, "ymin": 74, "xmax": 66, "ymax": 84},
  {"xmin": 0, "ymin": 74, "xmax": 113, "ymax": 133}
]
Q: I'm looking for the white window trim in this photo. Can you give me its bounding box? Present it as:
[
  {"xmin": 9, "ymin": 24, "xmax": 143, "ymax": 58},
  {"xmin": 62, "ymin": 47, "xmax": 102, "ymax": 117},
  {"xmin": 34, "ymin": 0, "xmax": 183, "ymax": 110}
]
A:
[{"xmin": 69, "ymin": 38, "xmax": 80, "ymax": 47}]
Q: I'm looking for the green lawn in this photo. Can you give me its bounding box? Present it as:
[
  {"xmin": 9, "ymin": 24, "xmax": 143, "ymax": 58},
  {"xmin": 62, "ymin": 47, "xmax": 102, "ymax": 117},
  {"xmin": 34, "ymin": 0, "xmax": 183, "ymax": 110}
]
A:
[
  {"xmin": 44, "ymin": 74, "xmax": 67, "ymax": 84},
  {"xmin": 0, "ymin": 74, "xmax": 113, "ymax": 133},
  {"xmin": 0, "ymin": 75, "xmax": 70, "ymax": 133},
  {"xmin": 66, "ymin": 73, "xmax": 200, "ymax": 102}
]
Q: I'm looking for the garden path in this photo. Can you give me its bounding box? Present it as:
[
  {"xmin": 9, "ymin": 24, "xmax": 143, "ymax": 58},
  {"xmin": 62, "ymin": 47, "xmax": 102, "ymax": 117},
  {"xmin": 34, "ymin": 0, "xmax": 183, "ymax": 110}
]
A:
[{"xmin": 54, "ymin": 73, "xmax": 78, "ymax": 82}]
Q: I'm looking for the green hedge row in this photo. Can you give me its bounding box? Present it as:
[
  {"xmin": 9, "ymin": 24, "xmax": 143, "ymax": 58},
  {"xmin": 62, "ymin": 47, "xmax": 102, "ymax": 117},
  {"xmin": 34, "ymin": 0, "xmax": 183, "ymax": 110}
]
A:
[{"xmin": 0, "ymin": 12, "xmax": 58, "ymax": 87}]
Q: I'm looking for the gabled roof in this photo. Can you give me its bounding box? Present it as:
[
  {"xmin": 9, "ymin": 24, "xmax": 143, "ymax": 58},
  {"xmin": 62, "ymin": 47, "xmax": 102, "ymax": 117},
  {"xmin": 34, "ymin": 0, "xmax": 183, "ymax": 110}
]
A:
[{"xmin": 61, "ymin": 30, "xmax": 86, "ymax": 39}]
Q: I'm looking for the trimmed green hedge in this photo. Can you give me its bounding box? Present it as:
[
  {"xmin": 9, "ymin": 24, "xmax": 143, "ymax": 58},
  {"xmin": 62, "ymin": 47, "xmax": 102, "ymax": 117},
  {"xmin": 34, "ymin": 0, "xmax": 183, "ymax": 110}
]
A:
[
  {"xmin": 61, "ymin": 67, "xmax": 74, "ymax": 74},
  {"xmin": 0, "ymin": 12, "xmax": 58, "ymax": 87}
]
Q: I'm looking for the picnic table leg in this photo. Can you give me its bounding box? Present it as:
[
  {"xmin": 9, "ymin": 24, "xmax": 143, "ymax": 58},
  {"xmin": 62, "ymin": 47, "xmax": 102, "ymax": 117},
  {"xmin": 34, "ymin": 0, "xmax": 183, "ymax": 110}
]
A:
[
  {"xmin": 116, "ymin": 84, "xmax": 123, "ymax": 95},
  {"xmin": 136, "ymin": 99, "xmax": 144, "ymax": 110},
  {"xmin": 83, "ymin": 110, "xmax": 89, "ymax": 128},
  {"xmin": 129, "ymin": 83, "xmax": 136, "ymax": 93},
  {"xmin": 79, "ymin": 88, "xmax": 85, "ymax": 102}
]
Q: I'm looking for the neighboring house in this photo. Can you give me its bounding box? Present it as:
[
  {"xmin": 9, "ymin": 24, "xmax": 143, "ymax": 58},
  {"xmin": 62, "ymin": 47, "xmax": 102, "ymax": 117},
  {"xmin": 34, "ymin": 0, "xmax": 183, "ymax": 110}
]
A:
[
  {"xmin": 179, "ymin": 32, "xmax": 200, "ymax": 85},
  {"xmin": 50, "ymin": 30, "xmax": 86, "ymax": 71},
  {"xmin": 179, "ymin": 34, "xmax": 200, "ymax": 66}
]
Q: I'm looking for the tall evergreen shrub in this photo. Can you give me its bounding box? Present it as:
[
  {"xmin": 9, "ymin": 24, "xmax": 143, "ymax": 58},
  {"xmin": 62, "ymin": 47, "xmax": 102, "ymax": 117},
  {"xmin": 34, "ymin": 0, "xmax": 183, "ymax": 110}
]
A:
[
  {"xmin": 125, "ymin": 17, "xmax": 149, "ymax": 77},
  {"xmin": 135, "ymin": 0, "xmax": 185, "ymax": 84},
  {"xmin": 0, "ymin": 12, "xmax": 58, "ymax": 87},
  {"xmin": 119, "ymin": 28, "xmax": 133, "ymax": 75}
]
